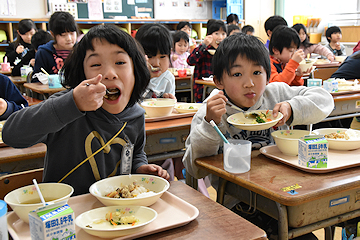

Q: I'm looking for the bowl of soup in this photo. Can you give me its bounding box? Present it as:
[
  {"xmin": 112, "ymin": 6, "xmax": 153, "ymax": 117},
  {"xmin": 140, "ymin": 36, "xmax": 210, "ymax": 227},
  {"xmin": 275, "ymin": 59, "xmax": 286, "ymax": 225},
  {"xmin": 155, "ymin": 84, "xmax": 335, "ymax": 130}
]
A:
[
  {"xmin": 271, "ymin": 130, "xmax": 310, "ymax": 156},
  {"xmin": 141, "ymin": 98, "xmax": 176, "ymax": 118},
  {"xmin": 4, "ymin": 182, "xmax": 74, "ymax": 223},
  {"xmin": 299, "ymin": 59, "xmax": 316, "ymax": 72}
]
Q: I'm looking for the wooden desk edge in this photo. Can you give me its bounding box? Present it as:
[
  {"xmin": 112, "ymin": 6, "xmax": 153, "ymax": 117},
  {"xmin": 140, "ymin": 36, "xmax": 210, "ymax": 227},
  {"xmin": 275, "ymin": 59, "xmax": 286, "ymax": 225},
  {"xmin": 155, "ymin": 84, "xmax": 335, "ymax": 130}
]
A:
[
  {"xmin": 0, "ymin": 144, "xmax": 46, "ymax": 164},
  {"xmin": 195, "ymin": 154, "xmax": 360, "ymax": 207}
]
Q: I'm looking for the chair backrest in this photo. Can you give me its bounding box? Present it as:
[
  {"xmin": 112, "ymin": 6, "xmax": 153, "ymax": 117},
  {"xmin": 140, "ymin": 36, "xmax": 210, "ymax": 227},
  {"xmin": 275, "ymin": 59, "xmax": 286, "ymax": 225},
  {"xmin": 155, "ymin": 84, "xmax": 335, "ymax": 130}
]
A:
[{"xmin": 0, "ymin": 168, "xmax": 43, "ymax": 201}]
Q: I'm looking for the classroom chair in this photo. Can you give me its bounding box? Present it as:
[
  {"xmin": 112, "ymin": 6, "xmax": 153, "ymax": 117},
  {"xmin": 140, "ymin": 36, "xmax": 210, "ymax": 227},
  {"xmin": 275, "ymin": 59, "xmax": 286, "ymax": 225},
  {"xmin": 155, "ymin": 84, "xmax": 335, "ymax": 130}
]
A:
[
  {"xmin": 312, "ymin": 67, "xmax": 339, "ymax": 80},
  {"xmin": 0, "ymin": 168, "xmax": 44, "ymax": 208},
  {"xmin": 0, "ymin": 30, "xmax": 7, "ymax": 43}
]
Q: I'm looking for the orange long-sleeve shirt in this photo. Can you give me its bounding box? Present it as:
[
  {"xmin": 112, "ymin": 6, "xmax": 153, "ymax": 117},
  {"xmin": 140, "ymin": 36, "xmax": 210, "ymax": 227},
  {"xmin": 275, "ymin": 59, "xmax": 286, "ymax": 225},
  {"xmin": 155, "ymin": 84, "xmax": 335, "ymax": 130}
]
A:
[{"xmin": 269, "ymin": 56, "xmax": 304, "ymax": 86}]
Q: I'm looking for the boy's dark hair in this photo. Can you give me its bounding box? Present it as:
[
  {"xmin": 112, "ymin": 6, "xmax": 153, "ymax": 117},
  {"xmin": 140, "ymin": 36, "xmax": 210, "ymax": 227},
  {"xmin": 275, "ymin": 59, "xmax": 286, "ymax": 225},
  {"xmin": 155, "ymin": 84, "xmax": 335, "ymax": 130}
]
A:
[
  {"xmin": 227, "ymin": 24, "xmax": 240, "ymax": 35},
  {"xmin": 135, "ymin": 23, "xmax": 172, "ymax": 58},
  {"xmin": 62, "ymin": 25, "xmax": 150, "ymax": 107},
  {"xmin": 212, "ymin": 33, "xmax": 271, "ymax": 82},
  {"xmin": 15, "ymin": 19, "xmax": 36, "ymax": 45},
  {"xmin": 207, "ymin": 20, "xmax": 227, "ymax": 35},
  {"xmin": 269, "ymin": 25, "xmax": 300, "ymax": 55},
  {"xmin": 292, "ymin": 23, "xmax": 313, "ymax": 48},
  {"xmin": 173, "ymin": 30, "xmax": 189, "ymax": 49},
  {"xmin": 242, "ymin": 25, "xmax": 254, "ymax": 34},
  {"xmin": 226, "ymin": 13, "xmax": 239, "ymax": 24},
  {"xmin": 31, "ymin": 29, "xmax": 53, "ymax": 50},
  {"xmin": 49, "ymin": 11, "xmax": 77, "ymax": 39},
  {"xmin": 264, "ymin": 15, "xmax": 287, "ymax": 36},
  {"xmin": 326, "ymin": 26, "xmax": 342, "ymax": 43},
  {"xmin": 176, "ymin": 21, "xmax": 191, "ymax": 31}
]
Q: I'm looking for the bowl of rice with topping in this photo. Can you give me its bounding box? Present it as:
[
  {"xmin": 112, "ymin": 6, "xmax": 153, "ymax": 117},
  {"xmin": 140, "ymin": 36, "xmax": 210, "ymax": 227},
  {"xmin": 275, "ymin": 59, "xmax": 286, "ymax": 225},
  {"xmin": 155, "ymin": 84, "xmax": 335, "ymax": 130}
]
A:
[
  {"xmin": 89, "ymin": 174, "xmax": 169, "ymax": 206},
  {"xmin": 312, "ymin": 128, "xmax": 360, "ymax": 150}
]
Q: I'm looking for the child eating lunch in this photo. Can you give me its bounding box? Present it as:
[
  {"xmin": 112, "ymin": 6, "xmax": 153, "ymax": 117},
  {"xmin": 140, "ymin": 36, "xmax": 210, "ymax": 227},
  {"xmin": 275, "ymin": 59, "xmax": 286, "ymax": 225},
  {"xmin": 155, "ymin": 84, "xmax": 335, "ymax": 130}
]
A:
[
  {"xmin": 187, "ymin": 19, "xmax": 227, "ymax": 102},
  {"xmin": 182, "ymin": 33, "xmax": 333, "ymax": 239},
  {"xmin": 135, "ymin": 23, "xmax": 176, "ymax": 100},
  {"xmin": 269, "ymin": 25, "xmax": 309, "ymax": 86},
  {"xmin": 3, "ymin": 25, "xmax": 169, "ymax": 195},
  {"xmin": 171, "ymin": 31, "xmax": 190, "ymax": 69}
]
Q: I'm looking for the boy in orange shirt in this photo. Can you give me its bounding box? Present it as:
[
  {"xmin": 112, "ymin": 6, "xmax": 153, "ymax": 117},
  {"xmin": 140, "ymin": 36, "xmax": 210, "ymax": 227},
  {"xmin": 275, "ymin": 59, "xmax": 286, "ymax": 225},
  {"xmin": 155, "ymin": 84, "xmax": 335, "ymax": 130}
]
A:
[{"xmin": 269, "ymin": 25, "xmax": 310, "ymax": 86}]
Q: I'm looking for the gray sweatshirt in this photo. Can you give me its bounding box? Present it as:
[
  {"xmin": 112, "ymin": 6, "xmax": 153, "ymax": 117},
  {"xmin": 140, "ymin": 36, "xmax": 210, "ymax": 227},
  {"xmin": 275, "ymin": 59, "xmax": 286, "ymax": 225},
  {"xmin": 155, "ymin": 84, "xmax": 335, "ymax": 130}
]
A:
[
  {"xmin": 3, "ymin": 90, "xmax": 148, "ymax": 195},
  {"xmin": 183, "ymin": 82, "xmax": 334, "ymax": 180}
]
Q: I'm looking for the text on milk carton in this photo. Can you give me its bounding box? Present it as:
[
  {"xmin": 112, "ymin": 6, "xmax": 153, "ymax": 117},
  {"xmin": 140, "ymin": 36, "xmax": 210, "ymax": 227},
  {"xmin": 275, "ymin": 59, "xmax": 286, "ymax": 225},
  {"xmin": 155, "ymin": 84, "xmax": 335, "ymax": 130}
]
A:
[{"xmin": 298, "ymin": 135, "xmax": 328, "ymax": 168}]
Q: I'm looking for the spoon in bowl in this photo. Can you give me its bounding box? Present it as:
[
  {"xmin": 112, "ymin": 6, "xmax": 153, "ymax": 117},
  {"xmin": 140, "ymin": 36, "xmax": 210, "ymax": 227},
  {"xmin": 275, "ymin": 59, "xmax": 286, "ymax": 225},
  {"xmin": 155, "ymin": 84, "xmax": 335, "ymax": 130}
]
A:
[{"xmin": 32, "ymin": 179, "xmax": 46, "ymax": 206}]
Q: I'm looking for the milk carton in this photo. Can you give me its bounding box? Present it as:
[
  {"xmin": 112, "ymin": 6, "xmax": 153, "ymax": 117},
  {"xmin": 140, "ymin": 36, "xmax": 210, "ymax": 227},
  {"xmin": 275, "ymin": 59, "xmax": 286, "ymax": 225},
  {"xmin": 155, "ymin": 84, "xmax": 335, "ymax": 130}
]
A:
[
  {"xmin": 20, "ymin": 66, "xmax": 33, "ymax": 78},
  {"xmin": 29, "ymin": 201, "xmax": 76, "ymax": 240},
  {"xmin": 307, "ymin": 78, "xmax": 322, "ymax": 87},
  {"xmin": 323, "ymin": 78, "xmax": 338, "ymax": 92},
  {"xmin": 298, "ymin": 135, "xmax": 328, "ymax": 168}
]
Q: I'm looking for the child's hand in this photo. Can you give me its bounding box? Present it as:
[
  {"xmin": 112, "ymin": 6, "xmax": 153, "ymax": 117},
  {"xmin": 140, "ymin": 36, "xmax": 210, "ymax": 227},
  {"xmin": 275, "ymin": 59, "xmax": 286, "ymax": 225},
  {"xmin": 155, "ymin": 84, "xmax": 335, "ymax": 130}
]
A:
[
  {"xmin": 272, "ymin": 102, "xmax": 292, "ymax": 127},
  {"xmin": 205, "ymin": 91, "xmax": 228, "ymax": 124},
  {"xmin": 335, "ymin": 42, "xmax": 341, "ymax": 50},
  {"xmin": 0, "ymin": 98, "xmax": 7, "ymax": 116},
  {"xmin": 73, "ymin": 74, "xmax": 106, "ymax": 112},
  {"xmin": 162, "ymin": 93, "xmax": 176, "ymax": 100},
  {"xmin": 203, "ymin": 35, "xmax": 213, "ymax": 47},
  {"xmin": 327, "ymin": 55, "xmax": 335, "ymax": 62},
  {"xmin": 172, "ymin": 55, "xmax": 178, "ymax": 61},
  {"xmin": 16, "ymin": 45, "xmax": 24, "ymax": 54},
  {"xmin": 292, "ymin": 49, "xmax": 305, "ymax": 63},
  {"xmin": 136, "ymin": 164, "xmax": 170, "ymax": 181},
  {"xmin": 30, "ymin": 58, "xmax": 35, "ymax": 67}
]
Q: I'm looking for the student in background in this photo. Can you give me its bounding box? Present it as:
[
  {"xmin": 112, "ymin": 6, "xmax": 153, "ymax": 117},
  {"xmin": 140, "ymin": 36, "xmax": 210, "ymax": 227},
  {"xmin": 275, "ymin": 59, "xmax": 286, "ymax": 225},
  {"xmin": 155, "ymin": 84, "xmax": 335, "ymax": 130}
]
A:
[
  {"xmin": 227, "ymin": 24, "xmax": 240, "ymax": 36},
  {"xmin": 5, "ymin": 19, "xmax": 36, "ymax": 77},
  {"xmin": 325, "ymin": 26, "xmax": 346, "ymax": 56},
  {"xmin": 264, "ymin": 15, "xmax": 287, "ymax": 49},
  {"xmin": 241, "ymin": 25, "xmax": 254, "ymax": 35},
  {"xmin": 176, "ymin": 21, "xmax": 197, "ymax": 52},
  {"xmin": 171, "ymin": 31, "xmax": 190, "ymax": 69},
  {"xmin": 135, "ymin": 23, "xmax": 176, "ymax": 100},
  {"xmin": 32, "ymin": 11, "xmax": 77, "ymax": 82},
  {"xmin": 0, "ymin": 74, "xmax": 28, "ymax": 120},
  {"xmin": 188, "ymin": 20, "xmax": 227, "ymax": 103},
  {"xmin": 226, "ymin": 13, "xmax": 239, "ymax": 25},
  {"xmin": 292, "ymin": 23, "xmax": 334, "ymax": 61},
  {"xmin": 183, "ymin": 33, "xmax": 333, "ymax": 240},
  {"xmin": 31, "ymin": 29, "xmax": 53, "ymax": 52},
  {"xmin": 269, "ymin": 25, "xmax": 309, "ymax": 86},
  {"xmin": 331, "ymin": 51, "xmax": 360, "ymax": 79},
  {"xmin": 3, "ymin": 25, "xmax": 169, "ymax": 195}
]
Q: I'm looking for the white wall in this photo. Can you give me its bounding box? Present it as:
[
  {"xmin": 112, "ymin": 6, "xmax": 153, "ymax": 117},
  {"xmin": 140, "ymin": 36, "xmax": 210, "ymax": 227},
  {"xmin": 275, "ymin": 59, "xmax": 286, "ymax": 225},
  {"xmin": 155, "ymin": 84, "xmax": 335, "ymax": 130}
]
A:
[
  {"xmin": 283, "ymin": 0, "xmax": 359, "ymax": 37},
  {"xmin": 153, "ymin": 0, "xmax": 212, "ymax": 20},
  {"xmin": 1, "ymin": 0, "xmax": 48, "ymax": 18},
  {"xmin": 2, "ymin": 0, "xmax": 212, "ymax": 20}
]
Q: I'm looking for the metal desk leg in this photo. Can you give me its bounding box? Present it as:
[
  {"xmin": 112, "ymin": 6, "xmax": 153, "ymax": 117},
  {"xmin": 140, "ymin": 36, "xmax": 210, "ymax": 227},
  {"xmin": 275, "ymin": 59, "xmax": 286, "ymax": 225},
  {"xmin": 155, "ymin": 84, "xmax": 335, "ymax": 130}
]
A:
[
  {"xmin": 185, "ymin": 170, "xmax": 198, "ymax": 190},
  {"xmin": 324, "ymin": 226, "xmax": 334, "ymax": 240},
  {"xmin": 216, "ymin": 177, "xmax": 227, "ymax": 205},
  {"xmin": 276, "ymin": 202, "xmax": 289, "ymax": 240}
]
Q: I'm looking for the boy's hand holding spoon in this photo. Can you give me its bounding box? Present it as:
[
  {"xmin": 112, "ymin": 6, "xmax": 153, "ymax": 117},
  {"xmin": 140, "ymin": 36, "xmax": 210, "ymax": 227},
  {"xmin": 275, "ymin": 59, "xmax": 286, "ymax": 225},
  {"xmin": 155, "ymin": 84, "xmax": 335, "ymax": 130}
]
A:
[{"xmin": 73, "ymin": 74, "xmax": 106, "ymax": 112}]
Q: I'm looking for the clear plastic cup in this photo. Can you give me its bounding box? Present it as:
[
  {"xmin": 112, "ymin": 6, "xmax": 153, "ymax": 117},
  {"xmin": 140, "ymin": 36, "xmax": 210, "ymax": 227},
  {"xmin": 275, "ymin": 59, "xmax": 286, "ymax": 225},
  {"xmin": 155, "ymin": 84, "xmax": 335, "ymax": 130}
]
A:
[{"xmin": 223, "ymin": 139, "xmax": 252, "ymax": 173}]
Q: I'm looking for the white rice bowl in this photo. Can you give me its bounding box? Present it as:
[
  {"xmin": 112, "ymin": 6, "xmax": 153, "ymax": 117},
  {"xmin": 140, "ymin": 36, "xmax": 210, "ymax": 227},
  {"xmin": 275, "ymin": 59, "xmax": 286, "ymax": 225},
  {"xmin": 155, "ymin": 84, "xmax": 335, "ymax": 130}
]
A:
[{"xmin": 89, "ymin": 174, "xmax": 169, "ymax": 207}]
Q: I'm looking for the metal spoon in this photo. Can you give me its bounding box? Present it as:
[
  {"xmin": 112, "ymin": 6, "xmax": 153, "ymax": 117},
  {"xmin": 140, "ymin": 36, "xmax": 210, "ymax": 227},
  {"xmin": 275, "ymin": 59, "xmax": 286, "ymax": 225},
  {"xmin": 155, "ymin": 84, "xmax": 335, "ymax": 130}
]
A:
[
  {"xmin": 148, "ymin": 63, "xmax": 160, "ymax": 72},
  {"xmin": 226, "ymin": 102, "xmax": 247, "ymax": 118},
  {"xmin": 106, "ymin": 89, "xmax": 118, "ymax": 95}
]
